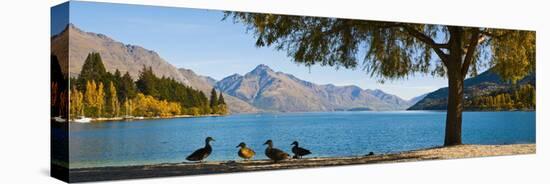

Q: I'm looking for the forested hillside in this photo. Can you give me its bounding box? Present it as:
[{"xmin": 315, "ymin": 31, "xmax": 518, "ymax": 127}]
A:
[
  {"xmin": 68, "ymin": 52, "xmax": 228, "ymax": 119},
  {"xmin": 409, "ymin": 69, "xmax": 535, "ymax": 111}
]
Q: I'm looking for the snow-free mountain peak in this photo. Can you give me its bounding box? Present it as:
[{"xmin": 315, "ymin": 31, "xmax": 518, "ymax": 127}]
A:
[
  {"xmin": 53, "ymin": 25, "xmax": 415, "ymax": 113},
  {"xmin": 215, "ymin": 64, "xmax": 414, "ymax": 111},
  {"xmin": 51, "ymin": 24, "xmax": 259, "ymax": 113}
]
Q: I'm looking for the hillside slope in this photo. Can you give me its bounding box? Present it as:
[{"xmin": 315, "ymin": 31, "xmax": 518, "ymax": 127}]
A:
[
  {"xmin": 216, "ymin": 65, "xmax": 413, "ymax": 112},
  {"xmin": 408, "ymin": 69, "xmax": 535, "ymax": 110}
]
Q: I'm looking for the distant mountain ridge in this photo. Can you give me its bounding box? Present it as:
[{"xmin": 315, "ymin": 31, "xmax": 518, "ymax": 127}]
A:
[
  {"xmin": 51, "ymin": 24, "xmax": 259, "ymax": 113},
  {"xmin": 52, "ymin": 24, "xmax": 416, "ymax": 113},
  {"xmin": 52, "ymin": 24, "xmax": 190, "ymax": 85},
  {"xmin": 215, "ymin": 64, "xmax": 414, "ymax": 111},
  {"xmin": 177, "ymin": 68, "xmax": 261, "ymax": 113},
  {"xmin": 408, "ymin": 93, "xmax": 428, "ymax": 105},
  {"xmin": 408, "ymin": 69, "xmax": 535, "ymax": 110}
]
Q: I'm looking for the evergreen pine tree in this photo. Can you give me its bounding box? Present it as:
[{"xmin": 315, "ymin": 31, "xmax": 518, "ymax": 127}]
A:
[
  {"xmin": 209, "ymin": 88, "xmax": 218, "ymax": 107},
  {"xmin": 119, "ymin": 72, "xmax": 137, "ymax": 101},
  {"xmin": 218, "ymin": 93, "xmax": 226, "ymax": 105},
  {"xmin": 217, "ymin": 93, "xmax": 228, "ymax": 115},
  {"xmin": 136, "ymin": 66, "xmax": 159, "ymax": 98},
  {"xmin": 78, "ymin": 52, "xmax": 107, "ymax": 90}
]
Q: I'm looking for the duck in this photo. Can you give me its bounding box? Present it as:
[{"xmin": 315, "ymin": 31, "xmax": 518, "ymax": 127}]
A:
[
  {"xmin": 236, "ymin": 142, "xmax": 256, "ymax": 160},
  {"xmin": 263, "ymin": 140, "xmax": 289, "ymax": 162},
  {"xmin": 186, "ymin": 137, "xmax": 214, "ymax": 162},
  {"xmin": 291, "ymin": 141, "xmax": 312, "ymax": 159}
]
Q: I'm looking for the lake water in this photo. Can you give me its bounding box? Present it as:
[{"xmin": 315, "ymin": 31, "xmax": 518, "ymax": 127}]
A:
[{"xmin": 67, "ymin": 111, "xmax": 535, "ymax": 168}]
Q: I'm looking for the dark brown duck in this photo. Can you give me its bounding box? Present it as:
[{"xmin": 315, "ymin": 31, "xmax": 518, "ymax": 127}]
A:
[
  {"xmin": 291, "ymin": 141, "xmax": 311, "ymax": 159},
  {"xmin": 263, "ymin": 140, "xmax": 289, "ymax": 162},
  {"xmin": 186, "ymin": 137, "xmax": 214, "ymax": 162}
]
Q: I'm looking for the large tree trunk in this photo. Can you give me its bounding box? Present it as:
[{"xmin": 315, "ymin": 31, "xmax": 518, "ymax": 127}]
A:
[
  {"xmin": 444, "ymin": 26, "xmax": 465, "ymax": 146},
  {"xmin": 444, "ymin": 70, "xmax": 464, "ymax": 146}
]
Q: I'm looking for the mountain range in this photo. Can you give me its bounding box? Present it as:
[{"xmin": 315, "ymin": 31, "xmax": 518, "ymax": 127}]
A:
[
  {"xmin": 52, "ymin": 24, "xmax": 259, "ymax": 113},
  {"xmin": 408, "ymin": 68, "xmax": 535, "ymax": 110},
  {"xmin": 52, "ymin": 24, "xmax": 419, "ymax": 113},
  {"xmin": 216, "ymin": 65, "xmax": 414, "ymax": 112}
]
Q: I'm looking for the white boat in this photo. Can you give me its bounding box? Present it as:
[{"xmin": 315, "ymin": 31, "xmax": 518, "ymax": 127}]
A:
[
  {"xmin": 73, "ymin": 116, "xmax": 92, "ymax": 123},
  {"xmin": 123, "ymin": 115, "xmax": 134, "ymax": 119},
  {"xmin": 53, "ymin": 116, "xmax": 67, "ymax": 123}
]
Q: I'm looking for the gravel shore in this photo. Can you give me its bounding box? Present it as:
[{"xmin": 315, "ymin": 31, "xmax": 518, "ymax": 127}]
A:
[{"xmin": 68, "ymin": 144, "xmax": 535, "ymax": 182}]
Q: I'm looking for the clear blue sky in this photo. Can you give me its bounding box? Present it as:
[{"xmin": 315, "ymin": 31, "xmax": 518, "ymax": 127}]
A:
[{"xmin": 60, "ymin": 1, "xmax": 450, "ymax": 100}]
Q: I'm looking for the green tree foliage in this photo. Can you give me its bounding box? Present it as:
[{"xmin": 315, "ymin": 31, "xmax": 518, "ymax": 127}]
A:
[
  {"xmin": 77, "ymin": 52, "xmax": 108, "ymax": 90},
  {"xmin": 209, "ymin": 88, "xmax": 219, "ymax": 112},
  {"xmin": 218, "ymin": 93, "xmax": 226, "ymax": 105},
  {"xmin": 135, "ymin": 66, "xmax": 211, "ymax": 115},
  {"xmin": 468, "ymin": 84, "xmax": 535, "ymax": 111},
  {"xmin": 207, "ymin": 89, "xmax": 229, "ymax": 115},
  {"xmin": 217, "ymin": 93, "xmax": 228, "ymax": 115},
  {"xmin": 118, "ymin": 72, "xmax": 137, "ymax": 101},
  {"xmin": 69, "ymin": 52, "xmax": 222, "ymax": 119},
  {"xmin": 136, "ymin": 66, "xmax": 159, "ymax": 98},
  {"xmin": 225, "ymin": 12, "xmax": 535, "ymax": 146},
  {"xmin": 197, "ymin": 91, "xmax": 210, "ymax": 114}
]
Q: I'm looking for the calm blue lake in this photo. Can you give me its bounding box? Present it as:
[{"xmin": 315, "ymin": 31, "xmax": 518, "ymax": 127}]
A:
[{"xmin": 68, "ymin": 111, "xmax": 535, "ymax": 168}]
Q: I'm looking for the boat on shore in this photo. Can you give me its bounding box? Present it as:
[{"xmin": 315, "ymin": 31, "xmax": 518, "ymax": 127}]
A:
[
  {"xmin": 73, "ymin": 116, "xmax": 92, "ymax": 123},
  {"xmin": 67, "ymin": 114, "xmax": 224, "ymax": 123},
  {"xmin": 53, "ymin": 116, "xmax": 67, "ymax": 123}
]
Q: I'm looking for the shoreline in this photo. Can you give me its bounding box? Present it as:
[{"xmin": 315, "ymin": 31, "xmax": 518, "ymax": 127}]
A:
[
  {"xmin": 406, "ymin": 109, "xmax": 536, "ymax": 112},
  {"xmin": 63, "ymin": 110, "xmax": 536, "ymax": 123},
  {"xmin": 69, "ymin": 114, "xmax": 224, "ymax": 123},
  {"xmin": 67, "ymin": 144, "xmax": 535, "ymax": 182}
]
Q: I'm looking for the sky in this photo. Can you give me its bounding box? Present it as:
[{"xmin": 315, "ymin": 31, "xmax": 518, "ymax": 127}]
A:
[{"xmin": 56, "ymin": 1, "xmax": 450, "ymax": 100}]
